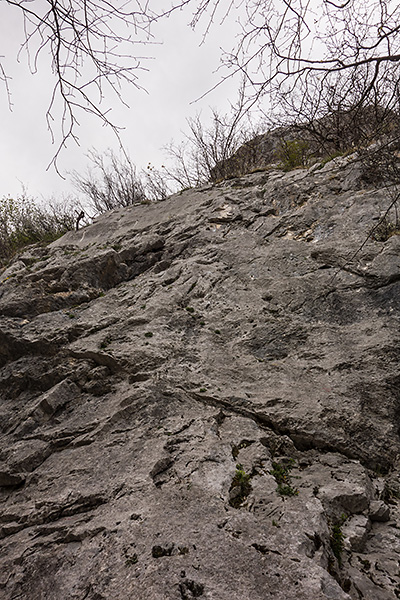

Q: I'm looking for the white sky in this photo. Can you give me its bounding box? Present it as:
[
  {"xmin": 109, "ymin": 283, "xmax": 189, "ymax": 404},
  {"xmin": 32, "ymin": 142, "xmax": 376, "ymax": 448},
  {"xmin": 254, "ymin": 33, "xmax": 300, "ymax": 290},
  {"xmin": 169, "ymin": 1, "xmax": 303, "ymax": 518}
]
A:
[{"xmin": 0, "ymin": 4, "xmax": 245, "ymax": 200}]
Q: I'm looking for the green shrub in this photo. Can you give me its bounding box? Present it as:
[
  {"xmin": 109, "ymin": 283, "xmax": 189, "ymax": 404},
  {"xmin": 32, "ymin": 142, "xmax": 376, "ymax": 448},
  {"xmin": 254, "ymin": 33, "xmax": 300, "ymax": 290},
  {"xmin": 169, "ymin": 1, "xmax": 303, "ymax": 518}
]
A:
[
  {"xmin": 276, "ymin": 139, "xmax": 309, "ymax": 171},
  {"xmin": 270, "ymin": 459, "xmax": 299, "ymax": 497},
  {"xmin": 0, "ymin": 194, "xmax": 76, "ymax": 265},
  {"xmin": 99, "ymin": 334, "xmax": 112, "ymax": 349},
  {"xmin": 370, "ymin": 217, "xmax": 400, "ymax": 242},
  {"xmin": 330, "ymin": 523, "xmax": 345, "ymax": 564},
  {"xmin": 229, "ymin": 463, "xmax": 252, "ymax": 507},
  {"xmin": 319, "ymin": 150, "xmax": 346, "ymax": 167}
]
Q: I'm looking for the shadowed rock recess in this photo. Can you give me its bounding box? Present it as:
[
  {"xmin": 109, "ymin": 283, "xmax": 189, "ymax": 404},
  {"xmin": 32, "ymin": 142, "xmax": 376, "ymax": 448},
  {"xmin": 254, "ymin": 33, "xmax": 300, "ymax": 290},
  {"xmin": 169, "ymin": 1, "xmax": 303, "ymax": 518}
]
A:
[{"xmin": 1, "ymin": 155, "xmax": 400, "ymax": 600}]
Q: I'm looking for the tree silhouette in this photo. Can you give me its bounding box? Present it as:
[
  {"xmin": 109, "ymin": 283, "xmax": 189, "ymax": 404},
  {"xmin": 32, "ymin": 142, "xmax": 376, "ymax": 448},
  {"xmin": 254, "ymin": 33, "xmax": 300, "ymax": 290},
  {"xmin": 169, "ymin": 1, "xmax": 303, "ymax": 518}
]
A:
[
  {"xmin": 3, "ymin": 0, "xmax": 400, "ymax": 168},
  {"xmin": 1, "ymin": 0, "xmax": 152, "ymax": 170}
]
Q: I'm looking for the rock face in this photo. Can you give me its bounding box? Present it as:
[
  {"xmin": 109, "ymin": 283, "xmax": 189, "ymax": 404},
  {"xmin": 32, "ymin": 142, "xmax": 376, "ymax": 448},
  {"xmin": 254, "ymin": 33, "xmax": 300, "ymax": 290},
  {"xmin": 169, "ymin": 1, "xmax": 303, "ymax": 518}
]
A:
[{"xmin": 0, "ymin": 154, "xmax": 399, "ymax": 599}]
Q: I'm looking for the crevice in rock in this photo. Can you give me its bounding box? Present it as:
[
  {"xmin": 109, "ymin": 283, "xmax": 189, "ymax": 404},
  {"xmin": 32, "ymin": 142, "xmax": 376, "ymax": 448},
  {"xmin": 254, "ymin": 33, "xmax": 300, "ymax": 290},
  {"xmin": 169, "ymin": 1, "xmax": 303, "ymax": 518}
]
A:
[
  {"xmin": 68, "ymin": 349, "xmax": 124, "ymax": 373},
  {"xmin": 183, "ymin": 388, "xmax": 394, "ymax": 471},
  {"xmin": 0, "ymin": 493, "xmax": 108, "ymax": 539}
]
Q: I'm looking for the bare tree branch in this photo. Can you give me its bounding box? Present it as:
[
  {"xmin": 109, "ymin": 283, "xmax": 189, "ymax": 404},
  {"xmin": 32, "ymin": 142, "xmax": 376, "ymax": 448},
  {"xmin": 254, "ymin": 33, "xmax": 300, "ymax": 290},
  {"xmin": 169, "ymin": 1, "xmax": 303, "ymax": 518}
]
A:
[
  {"xmin": 3, "ymin": 0, "xmax": 400, "ymax": 177},
  {"xmin": 2, "ymin": 0, "xmax": 153, "ymax": 171}
]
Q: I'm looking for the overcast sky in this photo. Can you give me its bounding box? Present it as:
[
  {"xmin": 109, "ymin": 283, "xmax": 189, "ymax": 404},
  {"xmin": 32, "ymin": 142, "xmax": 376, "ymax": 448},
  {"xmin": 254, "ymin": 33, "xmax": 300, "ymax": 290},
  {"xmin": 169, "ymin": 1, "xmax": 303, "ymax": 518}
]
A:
[{"xmin": 0, "ymin": 4, "xmax": 245, "ymax": 201}]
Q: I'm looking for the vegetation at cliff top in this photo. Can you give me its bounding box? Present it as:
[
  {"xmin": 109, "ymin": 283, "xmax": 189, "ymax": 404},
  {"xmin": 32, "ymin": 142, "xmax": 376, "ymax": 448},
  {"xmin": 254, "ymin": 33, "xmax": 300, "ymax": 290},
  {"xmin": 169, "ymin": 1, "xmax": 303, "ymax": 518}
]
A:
[
  {"xmin": 0, "ymin": 194, "xmax": 76, "ymax": 266},
  {"xmin": 2, "ymin": 1, "xmax": 400, "ymax": 165},
  {"xmin": 2, "ymin": 0, "xmax": 400, "ymax": 258}
]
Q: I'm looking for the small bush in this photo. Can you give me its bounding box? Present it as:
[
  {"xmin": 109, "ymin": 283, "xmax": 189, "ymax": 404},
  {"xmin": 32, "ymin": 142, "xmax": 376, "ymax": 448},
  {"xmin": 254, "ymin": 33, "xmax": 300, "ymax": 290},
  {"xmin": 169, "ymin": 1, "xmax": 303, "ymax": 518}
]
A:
[
  {"xmin": 163, "ymin": 87, "xmax": 264, "ymax": 188},
  {"xmin": 270, "ymin": 459, "xmax": 299, "ymax": 497},
  {"xmin": 229, "ymin": 463, "xmax": 252, "ymax": 508},
  {"xmin": 319, "ymin": 150, "xmax": 346, "ymax": 167},
  {"xmin": 0, "ymin": 194, "xmax": 76, "ymax": 265},
  {"xmin": 72, "ymin": 149, "xmax": 172, "ymax": 214},
  {"xmin": 276, "ymin": 139, "xmax": 309, "ymax": 170},
  {"xmin": 330, "ymin": 523, "xmax": 345, "ymax": 564},
  {"xmin": 99, "ymin": 334, "xmax": 112, "ymax": 349},
  {"xmin": 371, "ymin": 217, "xmax": 400, "ymax": 242},
  {"xmin": 72, "ymin": 149, "xmax": 146, "ymax": 213}
]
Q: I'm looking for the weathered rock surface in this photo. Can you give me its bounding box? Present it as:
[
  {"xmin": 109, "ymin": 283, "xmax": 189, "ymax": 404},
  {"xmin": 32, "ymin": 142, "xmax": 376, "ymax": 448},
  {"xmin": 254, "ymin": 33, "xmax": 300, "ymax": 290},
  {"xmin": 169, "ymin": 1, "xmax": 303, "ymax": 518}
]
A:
[{"xmin": 0, "ymin": 154, "xmax": 400, "ymax": 599}]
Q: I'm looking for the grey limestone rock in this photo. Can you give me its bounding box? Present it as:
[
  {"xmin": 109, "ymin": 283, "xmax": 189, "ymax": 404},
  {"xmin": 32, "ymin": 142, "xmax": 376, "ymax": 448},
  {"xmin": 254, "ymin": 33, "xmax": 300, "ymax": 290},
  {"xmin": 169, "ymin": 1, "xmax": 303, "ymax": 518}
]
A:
[
  {"xmin": 369, "ymin": 500, "xmax": 391, "ymax": 522},
  {"xmin": 35, "ymin": 379, "xmax": 79, "ymax": 416},
  {"xmin": 0, "ymin": 156, "xmax": 400, "ymax": 599},
  {"xmin": 342, "ymin": 515, "xmax": 371, "ymax": 552}
]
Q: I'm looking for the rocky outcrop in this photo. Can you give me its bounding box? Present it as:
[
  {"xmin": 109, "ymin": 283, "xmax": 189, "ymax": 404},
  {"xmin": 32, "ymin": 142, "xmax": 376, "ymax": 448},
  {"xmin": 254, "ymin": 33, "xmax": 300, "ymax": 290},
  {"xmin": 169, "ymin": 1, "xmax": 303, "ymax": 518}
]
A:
[
  {"xmin": 211, "ymin": 107, "xmax": 399, "ymax": 181},
  {"xmin": 0, "ymin": 154, "xmax": 399, "ymax": 599}
]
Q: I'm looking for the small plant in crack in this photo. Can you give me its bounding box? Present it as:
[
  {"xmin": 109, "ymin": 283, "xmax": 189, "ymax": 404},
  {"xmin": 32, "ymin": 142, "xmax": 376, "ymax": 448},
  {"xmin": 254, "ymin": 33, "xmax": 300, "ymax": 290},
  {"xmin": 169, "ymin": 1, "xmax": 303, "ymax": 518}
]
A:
[
  {"xmin": 270, "ymin": 459, "xmax": 299, "ymax": 497},
  {"xmin": 370, "ymin": 217, "xmax": 400, "ymax": 242},
  {"xmin": 383, "ymin": 481, "xmax": 400, "ymax": 502},
  {"xmin": 358, "ymin": 557, "xmax": 371, "ymax": 571},
  {"xmin": 330, "ymin": 514, "xmax": 348, "ymax": 566},
  {"xmin": 277, "ymin": 483, "xmax": 299, "ymax": 497},
  {"xmin": 330, "ymin": 524, "xmax": 345, "ymax": 565},
  {"xmin": 232, "ymin": 440, "xmax": 254, "ymax": 459},
  {"xmin": 229, "ymin": 463, "xmax": 252, "ymax": 508},
  {"xmin": 179, "ymin": 579, "xmax": 204, "ymax": 599},
  {"xmin": 144, "ymin": 331, "xmax": 153, "ymax": 338},
  {"xmin": 125, "ymin": 553, "xmax": 138, "ymax": 566},
  {"xmin": 272, "ymin": 519, "xmax": 280, "ymax": 528},
  {"xmin": 99, "ymin": 334, "xmax": 112, "ymax": 349}
]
